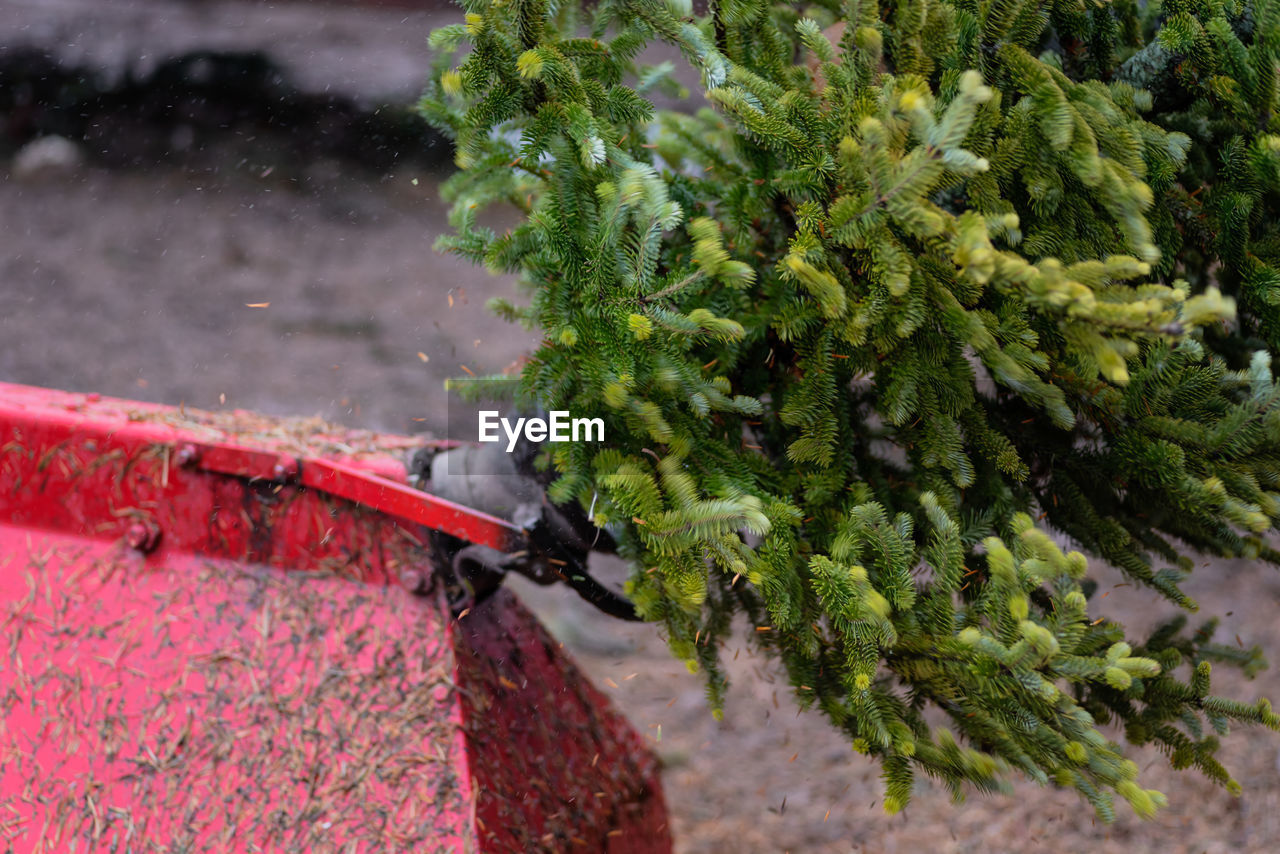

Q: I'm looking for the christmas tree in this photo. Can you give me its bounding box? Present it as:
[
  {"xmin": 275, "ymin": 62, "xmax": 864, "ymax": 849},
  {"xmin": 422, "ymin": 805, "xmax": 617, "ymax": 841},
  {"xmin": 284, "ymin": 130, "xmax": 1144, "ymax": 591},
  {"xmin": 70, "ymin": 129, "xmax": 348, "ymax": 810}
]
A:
[{"xmin": 420, "ymin": 0, "xmax": 1280, "ymax": 820}]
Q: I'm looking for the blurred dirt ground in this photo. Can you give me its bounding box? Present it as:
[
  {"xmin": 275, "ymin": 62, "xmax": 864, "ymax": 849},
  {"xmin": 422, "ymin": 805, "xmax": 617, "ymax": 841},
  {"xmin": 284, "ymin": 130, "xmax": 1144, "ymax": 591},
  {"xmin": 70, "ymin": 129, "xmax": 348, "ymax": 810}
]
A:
[{"xmin": 2, "ymin": 2, "xmax": 1278, "ymax": 852}]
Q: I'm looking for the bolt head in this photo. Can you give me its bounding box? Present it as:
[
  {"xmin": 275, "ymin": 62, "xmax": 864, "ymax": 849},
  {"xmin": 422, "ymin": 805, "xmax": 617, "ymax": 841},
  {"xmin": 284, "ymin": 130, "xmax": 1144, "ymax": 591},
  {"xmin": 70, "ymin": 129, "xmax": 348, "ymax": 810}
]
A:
[
  {"xmin": 272, "ymin": 459, "xmax": 299, "ymax": 481},
  {"xmin": 125, "ymin": 521, "xmax": 161, "ymax": 553},
  {"xmin": 399, "ymin": 567, "xmax": 429, "ymax": 594}
]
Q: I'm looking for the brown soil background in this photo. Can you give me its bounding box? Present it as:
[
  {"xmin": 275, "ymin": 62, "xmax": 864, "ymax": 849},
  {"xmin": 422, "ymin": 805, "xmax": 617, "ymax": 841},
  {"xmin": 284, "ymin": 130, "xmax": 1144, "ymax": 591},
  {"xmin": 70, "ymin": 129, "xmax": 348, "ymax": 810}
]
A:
[{"xmin": 2, "ymin": 2, "xmax": 1278, "ymax": 851}]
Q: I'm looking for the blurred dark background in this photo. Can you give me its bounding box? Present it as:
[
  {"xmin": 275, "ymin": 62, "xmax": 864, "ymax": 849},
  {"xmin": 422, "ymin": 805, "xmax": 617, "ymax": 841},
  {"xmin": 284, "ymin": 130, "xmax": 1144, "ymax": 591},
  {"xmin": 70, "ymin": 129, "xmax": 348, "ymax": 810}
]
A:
[{"xmin": 0, "ymin": 0, "xmax": 535, "ymax": 436}]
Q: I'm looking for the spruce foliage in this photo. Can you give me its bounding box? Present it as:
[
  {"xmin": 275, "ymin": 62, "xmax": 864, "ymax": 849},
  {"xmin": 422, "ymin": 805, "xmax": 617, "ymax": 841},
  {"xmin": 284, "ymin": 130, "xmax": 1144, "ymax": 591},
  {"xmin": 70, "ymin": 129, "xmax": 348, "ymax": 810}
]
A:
[{"xmin": 421, "ymin": 0, "xmax": 1280, "ymax": 819}]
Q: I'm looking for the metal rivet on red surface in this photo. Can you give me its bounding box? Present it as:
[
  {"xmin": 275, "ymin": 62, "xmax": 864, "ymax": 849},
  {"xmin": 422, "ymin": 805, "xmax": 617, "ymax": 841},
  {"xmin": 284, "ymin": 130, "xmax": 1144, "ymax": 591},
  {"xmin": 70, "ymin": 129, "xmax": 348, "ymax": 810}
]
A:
[
  {"xmin": 125, "ymin": 521, "xmax": 162, "ymax": 553},
  {"xmin": 272, "ymin": 459, "xmax": 299, "ymax": 481},
  {"xmin": 399, "ymin": 567, "xmax": 429, "ymax": 594},
  {"xmin": 175, "ymin": 443, "xmax": 200, "ymax": 466}
]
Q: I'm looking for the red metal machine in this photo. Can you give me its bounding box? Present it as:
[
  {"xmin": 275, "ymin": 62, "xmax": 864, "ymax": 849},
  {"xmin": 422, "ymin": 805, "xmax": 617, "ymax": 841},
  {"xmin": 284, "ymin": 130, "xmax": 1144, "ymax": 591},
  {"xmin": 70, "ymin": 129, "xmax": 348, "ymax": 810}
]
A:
[{"xmin": 0, "ymin": 382, "xmax": 670, "ymax": 853}]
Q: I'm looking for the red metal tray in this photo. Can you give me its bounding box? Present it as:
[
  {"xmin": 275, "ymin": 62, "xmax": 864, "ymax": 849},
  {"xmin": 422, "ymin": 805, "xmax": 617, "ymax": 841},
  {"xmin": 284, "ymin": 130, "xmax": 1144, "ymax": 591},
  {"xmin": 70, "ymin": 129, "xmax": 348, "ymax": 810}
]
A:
[{"xmin": 0, "ymin": 382, "xmax": 670, "ymax": 853}]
